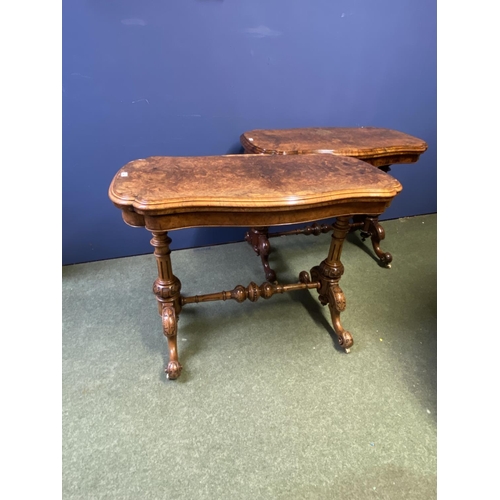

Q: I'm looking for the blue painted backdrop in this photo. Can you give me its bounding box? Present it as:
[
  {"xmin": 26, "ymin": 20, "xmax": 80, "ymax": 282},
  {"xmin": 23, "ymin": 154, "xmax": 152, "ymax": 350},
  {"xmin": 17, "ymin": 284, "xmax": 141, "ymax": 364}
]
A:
[{"xmin": 63, "ymin": 0, "xmax": 436, "ymax": 265}]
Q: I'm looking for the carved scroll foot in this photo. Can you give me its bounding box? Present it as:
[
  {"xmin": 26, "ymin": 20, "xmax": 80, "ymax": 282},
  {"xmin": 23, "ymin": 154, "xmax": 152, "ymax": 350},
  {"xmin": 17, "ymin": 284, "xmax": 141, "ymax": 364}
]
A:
[
  {"xmin": 327, "ymin": 286, "xmax": 354, "ymax": 354},
  {"xmin": 162, "ymin": 306, "xmax": 182, "ymax": 380},
  {"xmin": 361, "ymin": 216, "xmax": 393, "ymax": 267},
  {"xmin": 311, "ymin": 217, "xmax": 355, "ymax": 352},
  {"xmin": 245, "ymin": 227, "xmax": 277, "ymax": 282},
  {"xmin": 311, "ymin": 269, "xmax": 355, "ymax": 352},
  {"xmin": 323, "ymin": 281, "xmax": 353, "ymax": 353},
  {"xmin": 166, "ymin": 360, "xmax": 182, "ymax": 380}
]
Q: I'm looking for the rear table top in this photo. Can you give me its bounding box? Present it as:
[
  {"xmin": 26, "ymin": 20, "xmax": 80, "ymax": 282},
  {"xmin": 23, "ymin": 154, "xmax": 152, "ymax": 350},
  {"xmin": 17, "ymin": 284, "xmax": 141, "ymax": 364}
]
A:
[{"xmin": 240, "ymin": 127, "xmax": 427, "ymax": 166}]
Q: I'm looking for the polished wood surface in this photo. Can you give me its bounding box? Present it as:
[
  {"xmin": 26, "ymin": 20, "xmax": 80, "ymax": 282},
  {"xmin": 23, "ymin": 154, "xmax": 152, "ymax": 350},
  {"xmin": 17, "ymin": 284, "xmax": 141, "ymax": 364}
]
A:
[
  {"xmin": 109, "ymin": 154, "xmax": 403, "ymax": 380},
  {"xmin": 109, "ymin": 154, "xmax": 402, "ymax": 231},
  {"xmin": 240, "ymin": 126, "xmax": 427, "ymax": 166}
]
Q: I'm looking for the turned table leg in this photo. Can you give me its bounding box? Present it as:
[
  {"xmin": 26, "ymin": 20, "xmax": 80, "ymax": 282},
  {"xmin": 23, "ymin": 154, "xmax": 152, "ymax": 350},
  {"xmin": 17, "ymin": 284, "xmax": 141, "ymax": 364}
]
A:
[
  {"xmin": 360, "ymin": 216, "xmax": 393, "ymax": 267},
  {"xmin": 245, "ymin": 227, "xmax": 277, "ymax": 282},
  {"xmin": 310, "ymin": 216, "xmax": 354, "ymax": 352},
  {"xmin": 150, "ymin": 231, "xmax": 183, "ymax": 380}
]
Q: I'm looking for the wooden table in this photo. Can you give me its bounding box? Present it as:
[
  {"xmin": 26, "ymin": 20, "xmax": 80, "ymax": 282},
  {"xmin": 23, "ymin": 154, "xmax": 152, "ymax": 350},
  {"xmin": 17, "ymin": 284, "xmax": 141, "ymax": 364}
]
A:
[
  {"xmin": 109, "ymin": 154, "xmax": 402, "ymax": 380},
  {"xmin": 240, "ymin": 127, "xmax": 427, "ymax": 280}
]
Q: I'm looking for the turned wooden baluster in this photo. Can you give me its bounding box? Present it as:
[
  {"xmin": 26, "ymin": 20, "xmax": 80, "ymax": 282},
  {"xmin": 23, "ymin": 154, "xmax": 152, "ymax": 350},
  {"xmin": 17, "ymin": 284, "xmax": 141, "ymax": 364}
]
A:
[
  {"xmin": 309, "ymin": 216, "xmax": 354, "ymax": 352},
  {"xmin": 181, "ymin": 277, "xmax": 319, "ymax": 305},
  {"xmin": 150, "ymin": 231, "xmax": 183, "ymax": 380}
]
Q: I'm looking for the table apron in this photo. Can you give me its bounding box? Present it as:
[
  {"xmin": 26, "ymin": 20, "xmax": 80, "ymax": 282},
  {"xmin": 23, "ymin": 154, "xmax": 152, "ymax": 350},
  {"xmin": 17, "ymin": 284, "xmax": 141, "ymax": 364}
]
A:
[{"xmin": 120, "ymin": 199, "xmax": 396, "ymax": 231}]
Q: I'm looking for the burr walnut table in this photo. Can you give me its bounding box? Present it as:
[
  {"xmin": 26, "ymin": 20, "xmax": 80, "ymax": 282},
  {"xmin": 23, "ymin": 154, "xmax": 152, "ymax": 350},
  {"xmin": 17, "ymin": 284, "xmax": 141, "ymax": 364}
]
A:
[
  {"xmin": 109, "ymin": 154, "xmax": 402, "ymax": 380},
  {"xmin": 240, "ymin": 127, "xmax": 427, "ymax": 281}
]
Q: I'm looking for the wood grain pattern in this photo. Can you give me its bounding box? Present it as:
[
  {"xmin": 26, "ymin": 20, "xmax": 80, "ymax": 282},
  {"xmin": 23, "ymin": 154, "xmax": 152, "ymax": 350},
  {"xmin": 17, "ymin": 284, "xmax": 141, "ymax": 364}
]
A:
[
  {"xmin": 240, "ymin": 127, "xmax": 427, "ymax": 164},
  {"xmin": 109, "ymin": 154, "xmax": 402, "ymax": 216}
]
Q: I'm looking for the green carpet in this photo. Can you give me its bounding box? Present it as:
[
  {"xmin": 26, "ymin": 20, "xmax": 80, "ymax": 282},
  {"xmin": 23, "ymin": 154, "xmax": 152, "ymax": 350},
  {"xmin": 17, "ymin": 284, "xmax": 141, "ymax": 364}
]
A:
[{"xmin": 63, "ymin": 214, "xmax": 436, "ymax": 499}]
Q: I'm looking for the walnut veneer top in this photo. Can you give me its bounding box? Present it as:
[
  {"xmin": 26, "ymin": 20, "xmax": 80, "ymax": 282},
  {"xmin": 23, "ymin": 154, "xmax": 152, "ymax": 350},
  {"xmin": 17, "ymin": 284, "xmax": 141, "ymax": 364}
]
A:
[
  {"xmin": 109, "ymin": 154, "xmax": 402, "ymax": 214},
  {"xmin": 109, "ymin": 154, "xmax": 403, "ymax": 231},
  {"xmin": 240, "ymin": 127, "xmax": 427, "ymax": 164}
]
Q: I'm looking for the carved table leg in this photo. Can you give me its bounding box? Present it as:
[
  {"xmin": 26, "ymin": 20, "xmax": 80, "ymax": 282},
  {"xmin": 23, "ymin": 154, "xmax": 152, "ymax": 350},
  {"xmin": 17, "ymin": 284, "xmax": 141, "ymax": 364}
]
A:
[
  {"xmin": 310, "ymin": 217, "xmax": 353, "ymax": 352},
  {"xmin": 360, "ymin": 216, "xmax": 392, "ymax": 267},
  {"xmin": 151, "ymin": 231, "xmax": 183, "ymax": 379},
  {"xmin": 245, "ymin": 227, "xmax": 277, "ymax": 282}
]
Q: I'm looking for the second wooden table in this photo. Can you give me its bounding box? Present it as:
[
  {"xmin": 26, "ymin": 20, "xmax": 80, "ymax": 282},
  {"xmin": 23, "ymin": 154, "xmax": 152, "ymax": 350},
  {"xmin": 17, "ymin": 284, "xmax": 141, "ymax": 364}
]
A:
[{"xmin": 240, "ymin": 127, "xmax": 427, "ymax": 280}]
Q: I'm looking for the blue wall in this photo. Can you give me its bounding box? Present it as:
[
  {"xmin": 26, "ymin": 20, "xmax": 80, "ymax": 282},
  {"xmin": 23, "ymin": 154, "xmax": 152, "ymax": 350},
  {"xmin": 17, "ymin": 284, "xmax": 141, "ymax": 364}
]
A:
[{"xmin": 63, "ymin": 0, "xmax": 436, "ymax": 265}]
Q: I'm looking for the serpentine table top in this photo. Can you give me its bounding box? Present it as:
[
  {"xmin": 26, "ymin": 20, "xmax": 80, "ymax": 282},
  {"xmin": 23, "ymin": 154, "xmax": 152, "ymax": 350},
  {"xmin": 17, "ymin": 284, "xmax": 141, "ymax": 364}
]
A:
[
  {"xmin": 240, "ymin": 127, "xmax": 427, "ymax": 167},
  {"xmin": 109, "ymin": 154, "xmax": 402, "ymax": 231}
]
